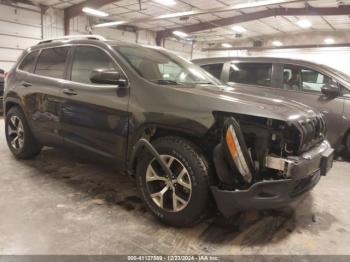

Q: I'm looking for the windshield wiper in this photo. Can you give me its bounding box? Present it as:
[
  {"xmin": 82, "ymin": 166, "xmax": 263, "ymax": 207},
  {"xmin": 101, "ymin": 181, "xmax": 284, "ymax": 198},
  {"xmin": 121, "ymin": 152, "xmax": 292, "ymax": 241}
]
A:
[{"xmin": 155, "ymin": 79, "xmax": 178, "ymax": 85}]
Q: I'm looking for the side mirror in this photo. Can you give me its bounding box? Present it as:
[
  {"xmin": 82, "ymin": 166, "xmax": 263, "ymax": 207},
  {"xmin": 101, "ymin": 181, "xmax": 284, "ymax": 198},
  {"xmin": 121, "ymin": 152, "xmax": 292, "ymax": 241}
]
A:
[
  {"xmin": 90, "ymin": 68, "xmax": 128, "ymax": 87},
  {"xmin": 321, "ymin": 83, "xmax": 339, "ymax": 97}
]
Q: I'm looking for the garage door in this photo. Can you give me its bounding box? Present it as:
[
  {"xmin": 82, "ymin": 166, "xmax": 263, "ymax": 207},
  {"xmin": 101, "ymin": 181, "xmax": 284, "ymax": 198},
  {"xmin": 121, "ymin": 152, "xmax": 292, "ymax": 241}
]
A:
[{"xmin": 0, "ymin": 3, "xmax": 42, "ymax": 72}]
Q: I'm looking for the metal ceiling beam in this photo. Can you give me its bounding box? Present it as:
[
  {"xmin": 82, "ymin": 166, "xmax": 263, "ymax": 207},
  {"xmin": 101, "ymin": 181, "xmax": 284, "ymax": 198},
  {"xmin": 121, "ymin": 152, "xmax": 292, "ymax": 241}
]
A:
[
  {"xmin": 64, "ymin": 0, "xmax": 122, "ymax": 35},
  {"xmin": 156, "ymin": 5, "xmax": 350, "ymax": 45}
]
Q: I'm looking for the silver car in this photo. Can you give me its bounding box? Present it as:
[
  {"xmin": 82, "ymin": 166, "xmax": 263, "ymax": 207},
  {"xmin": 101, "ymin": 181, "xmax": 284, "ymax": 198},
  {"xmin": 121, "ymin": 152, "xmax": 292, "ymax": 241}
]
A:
[{"xmin": 193, "ymin": 57, "xmax": 350, "ymax": 155}]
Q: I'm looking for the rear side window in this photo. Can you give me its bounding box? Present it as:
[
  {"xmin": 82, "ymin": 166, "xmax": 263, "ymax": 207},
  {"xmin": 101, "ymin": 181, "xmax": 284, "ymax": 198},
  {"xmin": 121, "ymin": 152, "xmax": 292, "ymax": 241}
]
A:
[
  {"xmin": 35, "ymin": 47, "xmax": 69, "ymax": 79},
  {"xmin": 71, "ymin": 46, "xmax": 116, "ymax": 84},
  {"xmin": 201, "ymin": 63, "xmax": 224, "ymax": 79},
  {"xmin": 229, "ymin": 63, "xmax": 272, "ymax": 87},
  {"xmin": 18, "ymin": 51, "xmax": 39, "ymax": 72}
]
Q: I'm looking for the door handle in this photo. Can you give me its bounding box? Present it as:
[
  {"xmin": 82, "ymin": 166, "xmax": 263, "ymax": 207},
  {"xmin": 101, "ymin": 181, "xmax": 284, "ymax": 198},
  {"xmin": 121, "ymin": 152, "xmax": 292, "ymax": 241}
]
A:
[
  {"xmin": 21, "ymin": 81, "xmax": 32, "ymax": 87},
  {"xmin": 62, "ymin": 88, "xmax": 78, "ymax": 96}
]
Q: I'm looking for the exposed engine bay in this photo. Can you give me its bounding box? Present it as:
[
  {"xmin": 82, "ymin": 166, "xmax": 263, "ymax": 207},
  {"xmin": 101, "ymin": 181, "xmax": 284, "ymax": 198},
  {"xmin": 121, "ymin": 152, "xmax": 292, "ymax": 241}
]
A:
[{"xmin": 211, "ymin": 113, "xmax": 327, "ymax": 190}]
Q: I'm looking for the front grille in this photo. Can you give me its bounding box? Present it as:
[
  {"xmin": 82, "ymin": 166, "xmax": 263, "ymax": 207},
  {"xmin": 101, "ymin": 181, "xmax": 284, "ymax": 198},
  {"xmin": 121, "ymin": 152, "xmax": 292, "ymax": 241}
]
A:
[{"xmin": 298, "ymin": 115, "xmax": 326, "ymax": 153}]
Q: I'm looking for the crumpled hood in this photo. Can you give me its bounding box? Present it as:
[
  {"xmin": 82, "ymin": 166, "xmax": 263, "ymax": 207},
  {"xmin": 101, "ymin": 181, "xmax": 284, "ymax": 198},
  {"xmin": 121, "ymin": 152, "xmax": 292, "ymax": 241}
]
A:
[{"xmin": 188, "ymin": 84, "xmax": 320, "ymax": 122}]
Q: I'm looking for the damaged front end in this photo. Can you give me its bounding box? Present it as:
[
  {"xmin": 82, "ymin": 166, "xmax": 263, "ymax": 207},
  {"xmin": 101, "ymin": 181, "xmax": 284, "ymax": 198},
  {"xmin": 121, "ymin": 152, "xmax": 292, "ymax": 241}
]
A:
[{"xmin": 210, "ymin": 114, "xmax": 334, "ymax": 217}]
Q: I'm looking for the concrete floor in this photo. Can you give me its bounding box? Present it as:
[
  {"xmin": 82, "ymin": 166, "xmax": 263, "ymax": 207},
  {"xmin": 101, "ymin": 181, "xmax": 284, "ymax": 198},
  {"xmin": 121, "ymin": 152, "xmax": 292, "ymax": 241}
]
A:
[{"xmin": 0, "ymin": 116, "xmax": 350, "ymax": 255}]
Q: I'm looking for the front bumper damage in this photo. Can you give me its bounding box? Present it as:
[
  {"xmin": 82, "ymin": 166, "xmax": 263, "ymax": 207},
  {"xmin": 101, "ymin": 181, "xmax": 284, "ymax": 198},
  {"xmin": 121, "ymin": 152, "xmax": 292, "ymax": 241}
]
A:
[{"xmin": 211, "ymin": 140, "xmax": 334, "ymax": 217}]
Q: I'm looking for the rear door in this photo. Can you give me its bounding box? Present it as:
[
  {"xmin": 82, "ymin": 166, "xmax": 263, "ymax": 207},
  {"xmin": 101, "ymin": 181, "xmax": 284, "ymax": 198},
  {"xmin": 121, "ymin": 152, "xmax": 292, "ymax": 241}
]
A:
[
  {"xmin": 272, "ymin": 64, "xmax": 344, "ymax": 146},
  {"xmin": 222, "ymin": 61, "xmax": 276, "ymax": 96},
  {"xmin": 19, "ymin": 46, "xmax": 70, "ymax": 145},
  {"xmin": 61, "ymin": 45, "xmax": 129, "ymax": 162}
]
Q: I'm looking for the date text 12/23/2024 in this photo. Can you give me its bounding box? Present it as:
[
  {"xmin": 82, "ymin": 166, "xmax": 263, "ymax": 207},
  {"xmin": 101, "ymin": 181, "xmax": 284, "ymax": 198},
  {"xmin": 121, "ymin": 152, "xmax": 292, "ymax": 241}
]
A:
[{"xmin": 127, "ymin": 256, "xmax": 220, "ymax": 261}]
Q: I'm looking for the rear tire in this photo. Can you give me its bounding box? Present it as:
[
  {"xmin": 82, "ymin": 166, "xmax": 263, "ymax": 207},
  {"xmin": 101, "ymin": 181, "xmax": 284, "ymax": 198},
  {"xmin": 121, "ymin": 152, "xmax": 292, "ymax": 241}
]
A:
[
  {"xmin": 5, "ymin": 106, "xmax": 42, "ymax": 159},
  {"xmin": 136, "ymin": 136, "xmax": 213, "ymax": 227}
]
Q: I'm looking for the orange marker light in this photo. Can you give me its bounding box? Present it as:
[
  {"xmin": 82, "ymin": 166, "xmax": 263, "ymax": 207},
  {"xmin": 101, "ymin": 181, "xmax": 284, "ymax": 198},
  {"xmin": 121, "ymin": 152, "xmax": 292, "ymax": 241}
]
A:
[{"xmin": 226, "ymin": 127, "xmax": 237, "ymax": 159}]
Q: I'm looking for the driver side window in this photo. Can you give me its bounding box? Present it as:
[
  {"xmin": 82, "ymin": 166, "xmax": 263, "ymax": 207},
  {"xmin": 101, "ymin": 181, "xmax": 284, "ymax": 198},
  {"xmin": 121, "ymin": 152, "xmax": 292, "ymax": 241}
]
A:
[
  {"xmin": 283, "ymin": 65, "xmax": 332, "ymax": 93},
  {"xmin": 71, "ymin": 46, "xmax": 116, "ymax": 85}
]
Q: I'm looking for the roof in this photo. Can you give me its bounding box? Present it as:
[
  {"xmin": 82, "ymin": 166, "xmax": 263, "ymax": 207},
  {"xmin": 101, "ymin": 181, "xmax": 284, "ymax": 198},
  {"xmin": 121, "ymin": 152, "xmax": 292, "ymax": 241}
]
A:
[
  {"xmin": 192, "ymin": 56, "xmax": 326, "ymax": 64},
  {"xmin": 27, "ymin": 37, "xmax": 166, "ymax": 55}
]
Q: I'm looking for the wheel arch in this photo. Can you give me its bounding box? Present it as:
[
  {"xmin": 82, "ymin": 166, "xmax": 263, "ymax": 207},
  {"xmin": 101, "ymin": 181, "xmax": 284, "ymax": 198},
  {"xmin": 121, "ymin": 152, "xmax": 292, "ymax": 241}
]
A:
[
  {"xmin": 127, "ymin": 124, "xmax": 210, "ymax": 174},
  {"xmin": 4, "ymin": 94, "xmax": 24, "ymax": 116}
]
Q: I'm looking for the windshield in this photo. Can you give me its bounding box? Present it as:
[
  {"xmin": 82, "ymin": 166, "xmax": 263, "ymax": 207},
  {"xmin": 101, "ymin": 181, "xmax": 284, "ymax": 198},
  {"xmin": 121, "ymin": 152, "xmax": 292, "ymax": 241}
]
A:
[{"xmin": 114, "ymin": 45, "xmax": 222, "ymax": 86}]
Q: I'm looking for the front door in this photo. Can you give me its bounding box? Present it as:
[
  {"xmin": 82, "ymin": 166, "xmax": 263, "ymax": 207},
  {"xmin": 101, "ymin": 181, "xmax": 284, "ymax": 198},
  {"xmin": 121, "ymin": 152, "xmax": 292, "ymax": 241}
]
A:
[{"xmin": 61, "ymin": 45, "xmax": 129, "ymax": 162}]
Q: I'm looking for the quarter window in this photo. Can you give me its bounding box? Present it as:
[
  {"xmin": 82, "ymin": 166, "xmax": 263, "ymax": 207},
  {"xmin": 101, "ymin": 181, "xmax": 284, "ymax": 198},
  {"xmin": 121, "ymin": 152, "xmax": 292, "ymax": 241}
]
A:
[
  {"xmin": 71, "ymin": 46, "xmax": 116, "ymax": 84},
  {"xmin": 228, "ymin": 63, "xmax": 272, "ymax": 87},
  {"xmin": 201, "ymin": 63, "xmax": 224, "ymax": 79},
  {"xmin": 19, "ymin": 51, "xmax": 39, "ymax": 73},
  {"xmin": 283, "ymin": 65, "xmax": 332, "ymax": 92},
  {"xmin": 35, "ymin": 47, "xmax": 69, "ymax": 79}
]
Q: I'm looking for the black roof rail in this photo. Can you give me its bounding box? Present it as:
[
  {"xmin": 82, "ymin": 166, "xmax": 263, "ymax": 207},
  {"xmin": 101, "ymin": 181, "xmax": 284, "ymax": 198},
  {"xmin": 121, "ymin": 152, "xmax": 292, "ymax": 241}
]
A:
[{"xmin": 37, "ymin": 35, "xmax": 106, "ymax": 45}]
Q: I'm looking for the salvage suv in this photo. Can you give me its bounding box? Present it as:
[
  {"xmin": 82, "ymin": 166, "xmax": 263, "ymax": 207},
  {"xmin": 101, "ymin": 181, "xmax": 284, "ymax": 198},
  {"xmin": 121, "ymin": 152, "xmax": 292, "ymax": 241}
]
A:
[{"xmin": 3, "ymin": 35, "xmax": 334, "ymax": 227}]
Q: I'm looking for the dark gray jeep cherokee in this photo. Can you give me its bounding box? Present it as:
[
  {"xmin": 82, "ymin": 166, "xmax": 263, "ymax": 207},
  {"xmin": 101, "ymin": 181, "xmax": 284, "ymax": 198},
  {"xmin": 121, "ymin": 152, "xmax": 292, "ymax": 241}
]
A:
[{"xmin": 3, "ymin": 35, "xmax": 334, "ymax": 227}]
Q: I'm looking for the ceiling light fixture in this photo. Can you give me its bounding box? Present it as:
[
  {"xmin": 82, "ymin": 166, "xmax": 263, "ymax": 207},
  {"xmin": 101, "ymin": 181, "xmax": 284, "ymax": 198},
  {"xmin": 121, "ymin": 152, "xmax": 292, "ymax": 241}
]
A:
[
  {"xmin": 272, "ymin": 40, "xmax": 283, "ymax": 46},
  {"xmin": 93, "ymin": 21, "xmax": 126, "ymax": 28},
  {"xmin": 222, "ymin": 43, "xmax": 233, "ymax": 48},
  {"xmin": 154, "ymin": 0, "xmax": 176, "ymax": 6},
  {"xmin": 82, "ymin": 7, "xmax": 109, "ymax": 17},
  {"xmin": 158, "ymin": 11, "xmax": 194, "ymax": 19},
  {"xmin": 296, "ymin": 19, "xmax": 312, "ymax": 28},
  {"xmin": 324, "ymin": 38, "xmax": 335, "ymax": 44},
  {"xmin": 232, "ymin": 25, "xmax": 247, "ymax": 33},
  {"xmin": 173, "ymin": 31, "xmax": 188, "ymax": 37}
]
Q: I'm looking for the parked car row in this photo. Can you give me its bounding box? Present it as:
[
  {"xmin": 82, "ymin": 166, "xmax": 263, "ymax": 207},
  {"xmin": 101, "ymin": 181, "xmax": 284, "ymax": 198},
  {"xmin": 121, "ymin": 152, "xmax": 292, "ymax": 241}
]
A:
[
  {"xmin": 3, "ymin": 36, "xmax": 334, "ymax": 226},
  {"xmin": 193, "ymin": 57, "xmax": 350, "ymax": 156}
]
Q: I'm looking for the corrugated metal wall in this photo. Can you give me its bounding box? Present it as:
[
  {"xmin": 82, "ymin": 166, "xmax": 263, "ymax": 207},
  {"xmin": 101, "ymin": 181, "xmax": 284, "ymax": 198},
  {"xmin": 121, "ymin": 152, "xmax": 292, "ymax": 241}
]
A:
[
  {"xmin": 0, "ymin": 3, "xmax": 42, "ymax": 71},
  {"xmin": 0, "ymin": 3, "xmax": 64, "ymax": 72}
]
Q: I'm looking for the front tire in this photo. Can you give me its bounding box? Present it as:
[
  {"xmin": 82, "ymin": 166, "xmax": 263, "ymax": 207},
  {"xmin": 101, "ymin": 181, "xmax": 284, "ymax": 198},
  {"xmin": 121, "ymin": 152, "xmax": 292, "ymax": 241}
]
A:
[
  {"xmin": 136, "ymin": 136, "xmax": 213, "ymax": 227},
  {"xmin": 5, "ymin": 106, "xmax": 42, "ymax": 159}
]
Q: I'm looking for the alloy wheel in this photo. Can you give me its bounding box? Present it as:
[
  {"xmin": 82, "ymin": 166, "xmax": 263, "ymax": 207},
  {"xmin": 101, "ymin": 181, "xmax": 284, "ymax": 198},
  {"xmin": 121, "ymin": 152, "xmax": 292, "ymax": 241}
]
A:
[
  {"xmin": 7, "ymin": 116, "xmax": 25, "ymax": 150},
  {"xmin": 145, "ymin": 155, "xmax": 192, "ymax": 212}
]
